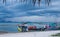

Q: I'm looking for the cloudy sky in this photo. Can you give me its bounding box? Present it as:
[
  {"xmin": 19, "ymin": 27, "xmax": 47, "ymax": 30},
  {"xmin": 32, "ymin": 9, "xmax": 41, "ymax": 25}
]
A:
[{"xmin": 0, "ymin": 0, "xmax": 60, "ymax": 22}]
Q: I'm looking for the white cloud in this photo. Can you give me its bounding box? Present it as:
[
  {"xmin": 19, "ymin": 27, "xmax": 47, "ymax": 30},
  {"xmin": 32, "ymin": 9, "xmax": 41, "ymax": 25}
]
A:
[
  {"xmin": 5, "ymin": 16, "xmax": 60, "ymax": 22},
  {"xmin": 3, "ymin": 0, "xmax": 60, "ymax": 13},
  {"xmin": 0, "ymin": 0, "xmax": 60, "ymax": 22}
]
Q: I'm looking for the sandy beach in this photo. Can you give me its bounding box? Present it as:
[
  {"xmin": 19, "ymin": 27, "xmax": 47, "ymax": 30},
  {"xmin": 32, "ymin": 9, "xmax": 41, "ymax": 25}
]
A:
[{"xmin": 0, "ymin": 30, "xmax": 60, "ymax": 37}]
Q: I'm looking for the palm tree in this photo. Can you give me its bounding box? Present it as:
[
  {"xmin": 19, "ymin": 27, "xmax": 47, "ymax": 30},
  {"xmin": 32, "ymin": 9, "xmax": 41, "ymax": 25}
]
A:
[
  {"xmin": 3, "ymin": 0, "xmax": 6, "ymax": 4},
  {"xmin": 32, "ymin": 0, "xmax": 36, "ymax": 6},
  {"xmin": 23, "ymin": 0, "xmax": 27, "ymax": 4},
  {"xmin": 32, "ymin": 0, "xmax": 51, "ymax": 6},
  {"xmin": 45, "ymin": 0, "xmax": 51, "ymax": 6},
  {"xmin": 2, "ymin": 0, "xmax": 51, "ymax": 6},
  {"xmin": 20, "ymin": 0, "xmax": 26, "ymax": 2},
  {"xmin": 38, "ymin": 0, "xmax": 41, "ymax": 6}
]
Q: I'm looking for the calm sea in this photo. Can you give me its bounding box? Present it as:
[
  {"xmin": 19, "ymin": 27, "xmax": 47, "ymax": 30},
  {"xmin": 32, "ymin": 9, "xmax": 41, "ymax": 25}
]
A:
[
  {"xmin": 0, "ymin": 22, "xmax": 58, "ymax": 32},
  {"xmin": 0, "ymin": 23, "xmax": 20, "ymax": 32}
]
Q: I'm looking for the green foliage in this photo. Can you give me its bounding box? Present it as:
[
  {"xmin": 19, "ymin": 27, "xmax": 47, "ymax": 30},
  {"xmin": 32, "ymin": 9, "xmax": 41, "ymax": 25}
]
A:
[{"xmin": 52, "ymin": 33, "xmax": 60, "ymax": 36}]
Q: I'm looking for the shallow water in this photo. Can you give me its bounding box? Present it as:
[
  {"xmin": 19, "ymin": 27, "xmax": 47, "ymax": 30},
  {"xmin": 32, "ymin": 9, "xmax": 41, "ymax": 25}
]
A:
[
  {"xmin": 0, "ymin": 22, "xmax": 59, "ymax": 32},
  {"xmin": 0, "ymin": 23, "xmax": 19, "ymax": 32}
]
